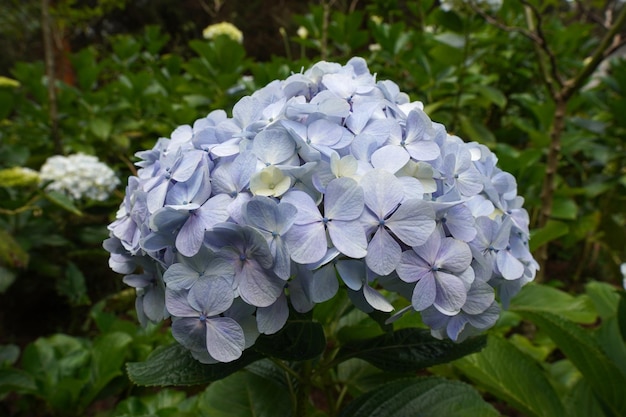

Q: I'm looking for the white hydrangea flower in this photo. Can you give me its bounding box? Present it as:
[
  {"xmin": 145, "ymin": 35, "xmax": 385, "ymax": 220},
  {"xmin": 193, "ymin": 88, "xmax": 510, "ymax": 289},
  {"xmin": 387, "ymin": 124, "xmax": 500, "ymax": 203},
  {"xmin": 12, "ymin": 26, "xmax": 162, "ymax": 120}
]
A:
[
  {"xmin": 202, "ymin": 22, "xmax": 244, "ymax": 43},
  {"xmin": 40, "ymin": 153, "xmax": 120, "ymax": 201}
]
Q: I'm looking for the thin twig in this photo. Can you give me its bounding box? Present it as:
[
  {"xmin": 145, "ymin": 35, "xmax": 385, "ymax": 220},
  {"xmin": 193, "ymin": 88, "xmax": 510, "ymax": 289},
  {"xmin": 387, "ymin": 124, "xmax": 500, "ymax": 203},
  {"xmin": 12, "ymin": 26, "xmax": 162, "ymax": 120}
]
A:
[
  {"xmin": 562, "ymin": 4, "xmax": 626, "ymax": 100},
  {"xmin": 467, "ymin": 1, "xmax": 541, "ymax": 44},
  {"xmin": 521, "ymin": 0, "xmax": 563, "ymax": 88},
  {"xmin": 41, "ymin": 0, "xmax": 62, "ymax": 154},
  {"xmin": 522, "ymin": 5, "xmax": 558, "ymax": 97}
]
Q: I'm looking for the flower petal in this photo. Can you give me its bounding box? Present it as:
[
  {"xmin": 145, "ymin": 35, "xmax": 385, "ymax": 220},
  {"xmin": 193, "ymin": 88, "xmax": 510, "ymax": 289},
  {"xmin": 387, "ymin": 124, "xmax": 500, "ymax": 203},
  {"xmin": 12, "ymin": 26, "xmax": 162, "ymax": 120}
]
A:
[{"xmin": 205, "ymin": 317, "xmax": 245, "ymax": 362}]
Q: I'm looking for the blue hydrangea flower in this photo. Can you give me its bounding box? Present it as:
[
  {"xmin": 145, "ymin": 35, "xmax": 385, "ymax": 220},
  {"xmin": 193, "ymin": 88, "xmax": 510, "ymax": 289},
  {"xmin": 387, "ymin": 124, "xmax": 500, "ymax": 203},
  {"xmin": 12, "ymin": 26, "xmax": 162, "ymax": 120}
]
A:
[{"xmin": 105, "ymin": 57, "xmax": 538, "ymax": 361}]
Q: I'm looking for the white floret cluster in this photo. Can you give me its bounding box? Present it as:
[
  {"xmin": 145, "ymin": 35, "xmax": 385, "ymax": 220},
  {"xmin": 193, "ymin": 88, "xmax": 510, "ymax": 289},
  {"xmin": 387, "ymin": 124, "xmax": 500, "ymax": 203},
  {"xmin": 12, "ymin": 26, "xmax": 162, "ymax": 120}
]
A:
[
  {"xmin": 40, "ymin": 153, "xmax": 120, "ymax": 201},
  {"xmin": 202, "ymin": 22, "xmax": 244, "ymax": 43}
]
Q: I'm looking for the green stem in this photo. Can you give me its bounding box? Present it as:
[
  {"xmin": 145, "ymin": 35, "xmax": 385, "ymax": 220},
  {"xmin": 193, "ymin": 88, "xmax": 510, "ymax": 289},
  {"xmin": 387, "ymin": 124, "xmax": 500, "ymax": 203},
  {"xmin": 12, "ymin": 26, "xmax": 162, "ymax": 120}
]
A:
[{"xmin": 296, "ymin": 360, "xmax": 312, "ymax": 417}]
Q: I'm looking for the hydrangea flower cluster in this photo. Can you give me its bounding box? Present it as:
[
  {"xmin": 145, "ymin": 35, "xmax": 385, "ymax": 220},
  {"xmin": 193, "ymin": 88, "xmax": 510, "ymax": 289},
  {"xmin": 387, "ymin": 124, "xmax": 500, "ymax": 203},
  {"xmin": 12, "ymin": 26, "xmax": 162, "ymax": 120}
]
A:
[
  {"xmin": 40, "ymin": 153, "xmax": 120, "ymax": 201},
  {"xmin": 202, "ymin": 22, "xmax": 243, "ymax": 43},
  {"xmin": 104, "ymin": 58, "xmax": 537, "ymax": 364}
]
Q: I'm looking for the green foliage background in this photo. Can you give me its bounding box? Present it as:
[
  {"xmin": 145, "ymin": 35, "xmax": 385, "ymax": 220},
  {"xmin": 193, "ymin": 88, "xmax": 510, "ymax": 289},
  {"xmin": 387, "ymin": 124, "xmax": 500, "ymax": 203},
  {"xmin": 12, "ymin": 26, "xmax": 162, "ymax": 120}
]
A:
[{"xmin": 1, "ymin": 0, "xmax": 625, "ymax": 416}]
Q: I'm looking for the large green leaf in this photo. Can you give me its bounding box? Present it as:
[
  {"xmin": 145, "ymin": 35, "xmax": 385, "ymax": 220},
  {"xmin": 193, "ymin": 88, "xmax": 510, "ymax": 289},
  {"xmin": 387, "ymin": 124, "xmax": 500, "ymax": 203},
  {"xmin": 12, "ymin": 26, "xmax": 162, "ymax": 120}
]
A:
[
  {"xmin": 126, "ymin": 343, "xmax": 262, "ymax": 386},
  {"xmin": 585, "ymin": 281, "xmax": 621, "ymax": 320},
  {"xmin": 196, "ymin": 370, "xmax": 292, "ymax": 417},
  {"xmin": 529, "ymin": 220, "xmax": 569, "ymax": 251},
  {"xmin": 455, "ymin": 335, "xmax": 565, "ymax": 417},
  {"xmin": 80, "ymin": 332, "xmax": 133, "ymax": 408},
  {"xmin": 519, "ymin": 310, "xmax": 626, "ymax": 416},
  {"xmin": 57, "ymin": 262, "xmax": 90, "ymax": 306},
  {"xmin": 339, "ymin": 377, "xmax": 500, "ymax": 417},
  {"xmin": 336, "ymin": 328, "xmax": 486, "ymax": 372},
  {"xmin": 254, "ymin": 320, "xmax": 326, "ymax": 361},
  {"xmin": 43, "ymin": 190, "xmax": 82, "ymax": 216},
  {"xmin": 0, "ymin": 369, "xmax": 37, "ymax": 394},
  {"xmin": 510, "ymin": 283, "xmax": 596, "ymax": 323},
  {"xmin": 563, "ymin": 379, "xmax": 607, "ymax": 417}
]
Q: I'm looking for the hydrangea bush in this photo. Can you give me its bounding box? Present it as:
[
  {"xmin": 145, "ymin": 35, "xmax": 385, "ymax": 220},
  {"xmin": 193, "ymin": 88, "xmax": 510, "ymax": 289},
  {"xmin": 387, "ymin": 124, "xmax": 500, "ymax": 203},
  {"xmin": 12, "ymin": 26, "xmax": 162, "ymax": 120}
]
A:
[
  {"xmin": 41, "ymin": 153, "xmax": 120, "ymax": 201},
  {"xmin": 104, "ymin": 57, "xmax": 537, "ymax": 364}
]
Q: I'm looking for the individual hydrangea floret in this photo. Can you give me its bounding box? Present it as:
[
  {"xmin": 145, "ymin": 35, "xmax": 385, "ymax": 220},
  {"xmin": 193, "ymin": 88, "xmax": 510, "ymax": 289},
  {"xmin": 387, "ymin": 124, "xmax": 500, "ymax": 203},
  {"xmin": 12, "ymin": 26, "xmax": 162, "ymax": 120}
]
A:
[
  {"xmin": 104, "ymin": 57, "xmax": 537, "ymax": 363},
  {"xmin": 41, "ymin": 153, "xmax": 120, "ymax": 201},
  {"xmin": 202, "ymin": 22, "xmax": 243, "ymax": 43}
]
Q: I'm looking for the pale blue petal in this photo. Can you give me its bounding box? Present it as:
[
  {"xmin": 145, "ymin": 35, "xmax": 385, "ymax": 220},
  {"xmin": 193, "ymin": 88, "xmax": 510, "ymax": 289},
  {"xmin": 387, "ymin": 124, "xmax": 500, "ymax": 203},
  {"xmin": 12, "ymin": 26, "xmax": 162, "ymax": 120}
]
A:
[
  {"xmin": 310, "ymin": 263, "xmax": 339, "ymax": 303},
  {"xmin": 496, "ymin": 250, "xmax": 525, "ymax": 280},
  {"xmin": 272, "ymin": 236, "xmax": 291, "ymax": 280},
  {"xmin": 412, "ymin": 230, "xmax": 443, "ymax": 266},
  {"xmin": 165, "ymin": 289, "xmax": 197, "ymax": 317},
  {"xmin": 233, "ymin": 96, "xmax": 263, "ymax": 126},
  {"xmin": 438, "ymin": 238, "xmax": 472, "ymax": 273},
  {"xmin": 172, "ymin": 317, "xmax": 206, "ymax": 351},
  {"xmin": 324, "ymin": 177, "xmax": 364, "ymax": 221},
  {"xmin": 188, "ymin": 277, "xmax": 234, "ymax": 316},
  {"xmin": 281, "ymin": 190, "xmax": 322, "ymax": 224},
  {"xmin": 412, "ymin": 275, "xmax": 436, "ymax": 311},
  {"xmin": 163, "ymin": 263, "xmax": 200, "ymax": 290},
  {"xmin": 176, "ymin": 213, "xmax": 206, "ymax": 257},
  {"xmin": 328, "ymin": 220, "xmax": 367, "ymax": 259},
  {"xmin": 149, "ymin": 207, "xmax": 187, "ymax": 232},
  {"xmin": 335, "ymin": 260, "xmax": 365, "ymax": 290},
  {"xmin": 172, "ymin": 151, "xmax": 203, "ymax": 182},
  {"xmin": 253, "ymin": 128, "xmax": 296, "ymax": 165},
  {"xmin": 284, "ymin": 222, "xmax": 327, "ymax": 264},
  {"xmin": 433, "ymin": 271, "xmax": 467, "ymax": 315},
  {"xmin": 256, "ymin": 293, "xmax": 289, "ymax": 334},
  {"xmin": 143, "ymin": 283, "xmax": 166, "ymax": 322},
  {"xmin": 363, "ymin": 284, "xmax": 393, "ymax": 312},
  {"xmin": 238, "ymin": 262, "xmax": 284, "ymax": 307},
  {"xmin": 406, "ymin": 140, "xmax": 440, "ymax": 162},
  {"xmin": 444, "ymin": 204, "xmax": 477, "ymax": 242},
  {"xmin": 457, "ymin": 167, "xmax": 484, "ymax": 196},
  {"xmin": 205, "ymin": 317, "xmax": 245, "ymax": 362},
  {"xmin": 370, "ymin": 145, "xmax": 409, "ymax": 174},
  {"xmin": 288, "ymin": 270, "xmax": 315, "ymax": 313},
  {"xmin": 462, "ymin": 281, "xmax": 495, "ymax": 315},
  {"xmin": 365, "ymin": 227, "xmax": 401, "ymax": 276},
  {"xmin": 147, "ymin": 180, "xmax": 169, "ymax": 213},
  {"xmin": 360, "ymin": 169, "xmax": 403, "ymax": 219},
  {"xmin": 397, "ymin": 250, "xmax": 432, "ymax": 283},
  {"xmin": 308, "ymin": 119, "xmax": 344, "ymax": 147},
  {"xmin": 387, "ymin": 199, "xmax": 436, "ymax": 246}
]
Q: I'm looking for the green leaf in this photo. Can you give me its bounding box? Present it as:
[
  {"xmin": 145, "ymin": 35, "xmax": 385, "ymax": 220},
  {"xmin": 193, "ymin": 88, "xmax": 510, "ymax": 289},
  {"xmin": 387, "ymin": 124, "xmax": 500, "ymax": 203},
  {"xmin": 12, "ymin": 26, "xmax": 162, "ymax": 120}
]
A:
[
  {"xmin": 529, "ymin": 220, "xmax": 569, "ymax": 251},
  {"xmin": 0, "ymin": 345, "xmax": 19, "ymax": 367},
  {"xmin": 510, "ymin": 283, "xmax": 596, "ymax": 323},
  {"xmin": 339, "ymin": 376, "xmax": 500, "ymax": 417},
  {"xmin": 57, "ymin": 262, "xmax": 90, "ymax": 306},
  {"xmin": 254, "ymin": 319, "xmax": 326, "ymax": 361},
  {"xmin": 563, "ymin": 379, "xmax": 607, "ymax": 417},
  {"xmin": 473, "ymin": 85, "xmax": 507, "ymax": 109},
  {"xmin": 618, "ymin": 293, "xmax": 626, "ymax": 342},
  {"xmin": 336, "ymin": 328, "xmax": 486, "ymax": 372},
  {"xmin": 80, "ymin": 332, "xmax": 133, "ymax": 408},
  {"xmin": 43, "ymin": 190, "xmax": 82, "ymax": 216},
  {"xmin": 459, "ymin": 115, "xmax": 496, "ymax": 144},
  {"xmin": 197, "ymin": 371, "xmax": 292, "ymax": 417},
  {"xmin": 0, "ymin": 229, "xmax": 28, "ymax": 269},
  {"xmin": 0, "ymin": 267, "xmax": 16, "ymax": 293},
  {"xmin": 0, "ymin": 369, "xmax": 37, "ymax": 394},
  {"xmin": 595, "ymin": 316, "xmax": 626, "ymax": 377},
  {"xmin": 455, "ymin": 335, "xmax": 565, "ymax": 417},
  {"xmin": 89, "ymin": 118, "xmax": 113, "ymax": 141},
  {"xmin": 585, "ymin": 281, "xmax": 620, "ymax": 320},
  {"xmin": 126, "ymin": 343, "xmax": 262, "ymax": 387},
  {"xmin": 551, "ymin": 197, "xmax": 578, "ymax": 220},
  {"xmin": 519, "ymin": 310, "xmax": 626, "ymax": 416}
]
